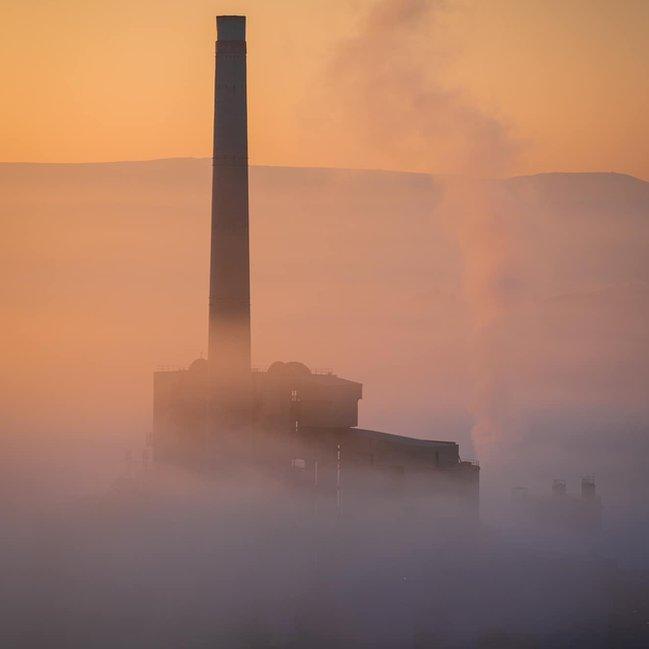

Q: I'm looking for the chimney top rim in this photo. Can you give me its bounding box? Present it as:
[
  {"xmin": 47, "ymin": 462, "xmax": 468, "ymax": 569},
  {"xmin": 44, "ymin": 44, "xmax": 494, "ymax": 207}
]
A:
[{"xmin": 217, "ymin": 15, "xmax": 246, "ymax": 41}]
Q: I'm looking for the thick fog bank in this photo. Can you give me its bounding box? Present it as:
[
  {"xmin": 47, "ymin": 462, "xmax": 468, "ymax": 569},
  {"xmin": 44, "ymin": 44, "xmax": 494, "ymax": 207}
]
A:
[{"xmin": 1, "ymin": 463, "xmax": 646, "ymax": 648}]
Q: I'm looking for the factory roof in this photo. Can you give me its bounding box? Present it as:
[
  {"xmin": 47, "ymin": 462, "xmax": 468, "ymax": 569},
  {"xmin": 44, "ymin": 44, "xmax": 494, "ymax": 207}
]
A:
[{"xmin": 349, "ymin": 428, "xmax": 458, "ymax": 448}]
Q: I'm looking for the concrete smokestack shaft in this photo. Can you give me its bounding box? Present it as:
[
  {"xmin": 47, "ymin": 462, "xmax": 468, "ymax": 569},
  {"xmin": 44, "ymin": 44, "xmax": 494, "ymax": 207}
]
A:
[{"xmin": 208, "ymin": 16, "xmax": 251, "ymax": 390}]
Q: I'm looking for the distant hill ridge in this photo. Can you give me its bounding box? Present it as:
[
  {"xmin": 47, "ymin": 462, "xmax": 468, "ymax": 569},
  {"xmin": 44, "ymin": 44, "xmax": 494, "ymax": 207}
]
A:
[{"xmin": 1, "ymin": 156, "xmax": 647, "ymax": 184}]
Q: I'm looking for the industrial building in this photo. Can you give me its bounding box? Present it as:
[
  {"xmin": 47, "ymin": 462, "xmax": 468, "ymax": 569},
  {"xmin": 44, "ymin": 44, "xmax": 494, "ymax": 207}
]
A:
[
  {"xmin": 152, "ymin": 15, "xmax": 479, "ymax": 512},
  {"xmin": 511, "ymin": 477, "xmax": 602, "ymax": 532}
]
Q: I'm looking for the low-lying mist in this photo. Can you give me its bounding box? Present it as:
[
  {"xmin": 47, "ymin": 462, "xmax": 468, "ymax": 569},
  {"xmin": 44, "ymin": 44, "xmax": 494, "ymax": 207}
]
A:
[{"xmin": 3, "ymin": 456, "xmax": 644, "ymax": 649}]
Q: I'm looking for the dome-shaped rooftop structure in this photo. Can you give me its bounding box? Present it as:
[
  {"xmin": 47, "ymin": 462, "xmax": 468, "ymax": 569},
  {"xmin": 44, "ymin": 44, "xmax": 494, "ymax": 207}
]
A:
[
  {"xmin": 267, "ymin": 360, "xmax": 311, "ymax": 376},
  {"xmin": 188, "ymin": 357, "xmax": 208, "ymax": 373}
]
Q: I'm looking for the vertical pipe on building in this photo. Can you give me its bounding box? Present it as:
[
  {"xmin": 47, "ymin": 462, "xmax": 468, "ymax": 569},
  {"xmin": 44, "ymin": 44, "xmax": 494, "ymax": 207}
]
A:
[{"xmin": 208, "ymin": 16, "xmax": 251, "ymax": 407}]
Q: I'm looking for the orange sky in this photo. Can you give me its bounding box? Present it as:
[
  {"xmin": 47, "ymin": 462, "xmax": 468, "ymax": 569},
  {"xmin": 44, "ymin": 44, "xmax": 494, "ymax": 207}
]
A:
[{"xmin": 1, "ymin": 0, "xmax": 648, "ymax": 179}]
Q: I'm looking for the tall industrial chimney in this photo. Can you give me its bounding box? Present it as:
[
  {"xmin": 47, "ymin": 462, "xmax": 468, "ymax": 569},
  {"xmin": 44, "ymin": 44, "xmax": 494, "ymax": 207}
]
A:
[{"xmin": 208, "ymin": 16, "xmax": 251, "ymax": 407}]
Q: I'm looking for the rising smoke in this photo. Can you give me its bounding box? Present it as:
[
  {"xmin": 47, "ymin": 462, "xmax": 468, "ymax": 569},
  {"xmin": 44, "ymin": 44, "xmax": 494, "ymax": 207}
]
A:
[
  {"xmin": 319, "ymin": 0, "xmax": 524, "ymax": 460},
  {"xmin": 322, "ymin": 0, "xmax": 516, "ymax": 176}
]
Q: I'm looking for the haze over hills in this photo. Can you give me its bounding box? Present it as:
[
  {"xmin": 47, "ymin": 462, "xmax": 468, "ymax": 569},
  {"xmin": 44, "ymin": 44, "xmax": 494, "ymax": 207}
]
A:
[{"xmin": 1, "ymin": 159, "xmax": 648, "ymax": 501}]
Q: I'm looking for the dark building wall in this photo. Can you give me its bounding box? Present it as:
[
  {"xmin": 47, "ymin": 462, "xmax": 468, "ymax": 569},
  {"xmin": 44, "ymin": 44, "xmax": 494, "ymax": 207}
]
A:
[{"xmin": 253, "ymin": 361, "xmax": 362, "ymax": 431}]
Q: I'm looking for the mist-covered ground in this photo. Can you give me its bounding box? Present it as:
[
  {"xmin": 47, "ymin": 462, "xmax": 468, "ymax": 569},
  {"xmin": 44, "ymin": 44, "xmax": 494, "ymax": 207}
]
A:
[
  {"xmin": 1, "ymin": 460, "xmax": 647, "ymax": 648},
  {"xmin": 1, "ymin": 159, "xmax": 648, "ymax": 646}
]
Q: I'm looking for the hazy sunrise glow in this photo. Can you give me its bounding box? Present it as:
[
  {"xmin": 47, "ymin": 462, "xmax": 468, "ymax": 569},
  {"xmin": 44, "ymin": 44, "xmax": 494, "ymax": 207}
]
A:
[{"xmin": 1, "ymin": 0, "xmax": 648, "ymax": 178}]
